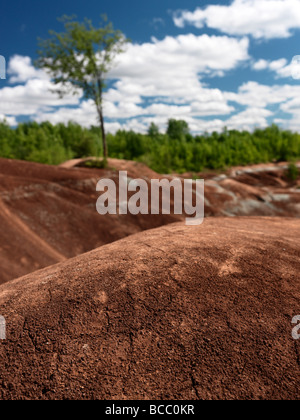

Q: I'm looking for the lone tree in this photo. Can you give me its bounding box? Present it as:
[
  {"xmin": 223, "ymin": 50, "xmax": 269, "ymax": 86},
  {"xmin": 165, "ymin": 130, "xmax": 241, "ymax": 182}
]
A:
[
  {"xmin": 36, "ymin": 15, "xmax": 128, "ymax": 160},
  {"xmin": 147, "ymin": 122, "xmax": 160, "ymax": 139},
  {"xmin": 167, "ymin": 119, "xmax": 190, "ymax": 141}
]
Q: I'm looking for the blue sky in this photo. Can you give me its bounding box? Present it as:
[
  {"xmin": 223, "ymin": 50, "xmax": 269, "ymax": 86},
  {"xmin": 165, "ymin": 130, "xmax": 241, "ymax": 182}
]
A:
[{"xmin": 1, "ymin": 0, "xmax": 300, "ymax": 133}]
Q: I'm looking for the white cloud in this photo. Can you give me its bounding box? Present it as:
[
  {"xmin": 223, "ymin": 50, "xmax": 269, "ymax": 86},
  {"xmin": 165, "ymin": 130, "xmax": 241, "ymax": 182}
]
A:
[
  {"xmin": 279, "ymin": 96, "xmax": 300, "ymax": 131},
  {"xmin": 269, "ymin": 59, "xmax": 288, "ymax": 71},
  {"xmin": 107, "ymin": 34, "xmax": 249, "ymax": 112},
  {"xmin": 0, "ymin": 33, "xmax": 249, "ymax": 131},
  {"xmin": 0, "ymin": 78, "xmax": 80, "ymax": 116},
  {"xmin": 0, "ymin": 114, "xmax": 17, "ymax": 126},
  {"xmin": 275, "ymin": 57, "xmax": 300, "ymax": 79},
  {"xmin": 102, "ymin": 34, "xmax": 248, "ymax": 126},
  {"xmin": 221, "ymin": 80, "xmax": 300, "ymax": 132},
  {"xmin": 225, "ymin": 81, "xmax": 300, "ymax": 108},
  {"xmin": 110, "ymin": 34, "xmax": 249, "ymax": 82},
  {"xmin": 252, "ymin": 59, "xmax": 269, "ymax": 71},
  {"xmin": 35, "ymin": 100, "xmax": 97, "ymax": 127},
  {"xmin": 252, "ymin": 58, "xmax": 288, "ymax": 72},
  {"xmin": 34, "ymin": 102, "xmax": 272, "ymax": 135},
  {"xmin": 8, "ymin": 55, "xmax": 48, "ymax": 84},
  {"xmin": 23, "ymin": 77, "xmax": 300, "ymax": 135},
  {"xmin": 226, "ymin": 107, "xmax": 273, "ymax": 131},
  {"xmin": 281, "ymin": 114, "xmax": 300, "ymax": 131},
  {"xmin": 190, "ymin": 101, "xmax": 234, "ymax": 116},
  {"xmin": 3, "ymin": 33, "xmax": 299, "ymax": 135},
  {"xmin": 0, "ymin": 56, "xmax": 81, "ymax": 117},
  {"xmin": 251, "ymin": 57, "xmax": 300, "ymax": 79},
  {"xmin": 133, "ymin": 106, "xmax": 272, "ymax": 134},
  {"xmin": 173, "ymin": 0, "xmax": 300, "ymax": 39}
]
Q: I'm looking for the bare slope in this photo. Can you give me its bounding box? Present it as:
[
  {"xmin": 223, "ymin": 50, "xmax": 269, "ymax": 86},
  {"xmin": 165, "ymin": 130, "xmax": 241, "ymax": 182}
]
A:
[
  {"xmin": 0, "ymin": 198, "xmax": 65, "ymax": 283},
  {"xmin": 0, "ymin": 218, "xmax": 299, "ymax": 400},
  {"xmin": 0, "ymin": 158, "xmax": 179, "ymax": 284},
  {"xmin": 0, "ymin": 157, "xmax": 299, "ymax": 284}
]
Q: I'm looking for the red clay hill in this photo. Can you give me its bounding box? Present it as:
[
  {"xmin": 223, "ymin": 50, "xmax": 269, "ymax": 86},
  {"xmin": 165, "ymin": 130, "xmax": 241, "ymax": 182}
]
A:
[
  {"xmin": 0, "ymin": 157, "xmax": 299, "ymax": 284},
  {"xmin": 0, "ymin": 158, "xmax": 180, "ymax": 284},
  {"xmin": 0, "ymin": 217, "xmax": 299, "ymax": 399}
]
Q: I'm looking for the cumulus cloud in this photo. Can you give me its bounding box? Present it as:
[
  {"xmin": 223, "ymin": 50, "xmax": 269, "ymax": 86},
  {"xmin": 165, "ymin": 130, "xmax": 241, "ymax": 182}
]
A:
[
  {"xmin": 252, "ymin": 59, "xmax": 270, "ymax": 71},
  {"xmin": 275, "ymin": 56, "xmax": 300, "ymax": 79},
  {"xmin": 225, "ymin": 81, "xmax": 300, "ymax": 108},
  {"xmin": 0, "ymin": 55, "xmax": 81, "ymax": 119},
  {"xmin": 252, "ymin": 58, "xmax": 287, "ymax": 72},
  {"xmin": 35, "ymin": 100, "xmax": 97, "ymax": 127},
  {"xmin": 277, "ymin": 94, "xmax": 300, "ymax": 131},
  {"xmin": 222, "ymin": 81, "xmax": 300, "ymax": 132},
  {"xmin": 102, "ymin": 33, "xmax": 248, "ymax": 128},
  {"xmin": 173, "ymin": 0, "xmax": 300, "ymax": 39},
  {"xmin": 110, "ymin": 34, "xmax": 249, "ymax": 81},
  {"xmin": 0, "ymin": 34, "xmax": 249, "ymax": 130},
  {"xmin": 0, "ymin": 78, "xmax": 80, "ymax": 116},
  {"xmin": 226, "ymin": 107, "xmax": 273, "ymax": 130},
  {"xmin": 127, "ymin": 106, "xmax": 273, "ymax": 134},
  {"xmin": 251, "ymin": 57, "xmax": 300, "ymax": 79},
  {"xmin": 106, "ymin": 34, "xmax": 249, "ymax": 112},
  {"xmin": 2, "ymin": 32, "xmax": 300, "ymax": 134},
  {"xmin": 8, "ymin": 55, "xmax": 48, "ymax": 84}
]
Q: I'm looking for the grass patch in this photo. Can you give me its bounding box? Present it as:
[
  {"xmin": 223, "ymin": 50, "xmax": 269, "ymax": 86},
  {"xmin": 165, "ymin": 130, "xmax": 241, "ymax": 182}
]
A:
[{"xmin": 80, "ymin": 158, "xmax": 108, "ymax": 169}]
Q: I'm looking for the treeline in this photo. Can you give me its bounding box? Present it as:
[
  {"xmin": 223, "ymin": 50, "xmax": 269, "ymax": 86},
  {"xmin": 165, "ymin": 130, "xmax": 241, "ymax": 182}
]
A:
[
  {"xmin": 0, "ymin": 119, "xmax": 300, "ymax": 173},
  {"xmin": 0, "ymin": 121, "xmax": 101, "ymax": 165}
]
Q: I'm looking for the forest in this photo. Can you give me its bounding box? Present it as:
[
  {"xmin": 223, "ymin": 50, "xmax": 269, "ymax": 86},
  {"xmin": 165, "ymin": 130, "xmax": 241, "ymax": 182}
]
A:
[{"xmin": 0, "ymin": 119, "xmax": 300, "ymax": 174}]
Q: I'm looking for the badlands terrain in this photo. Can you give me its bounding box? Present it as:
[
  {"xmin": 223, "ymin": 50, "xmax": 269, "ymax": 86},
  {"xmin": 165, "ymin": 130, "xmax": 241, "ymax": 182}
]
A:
[{"xmin": 0, "ymin": 157, "xmax": 299, "ymax": 399}]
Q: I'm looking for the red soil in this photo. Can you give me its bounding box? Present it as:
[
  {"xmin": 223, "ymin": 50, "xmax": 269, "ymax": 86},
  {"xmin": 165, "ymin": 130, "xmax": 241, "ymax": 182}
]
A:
[
  {"xmin": 0, "ymin": 217, "xmax": 299, "ymax": 400},
  {"xmin": 0, "ymin": 158, "xmax": 180, "ymax": 284},
  {"xmin": 0, "ymin": 157, "xmax": 299, "ymax": 284}
]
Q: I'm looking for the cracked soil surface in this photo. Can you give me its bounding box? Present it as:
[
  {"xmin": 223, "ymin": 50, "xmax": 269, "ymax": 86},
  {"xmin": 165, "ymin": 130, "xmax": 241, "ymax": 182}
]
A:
[{"xmin": 0, "ymin": 217, "xmax": 299, "ymax": 400}]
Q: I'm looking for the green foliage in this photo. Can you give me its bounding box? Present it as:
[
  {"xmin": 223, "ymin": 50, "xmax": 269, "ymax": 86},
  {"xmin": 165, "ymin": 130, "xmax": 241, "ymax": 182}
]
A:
[
  {"xmin": 167, "ymin": 119, "xmax": 190, "ymax": 141},
  {"xmin": 287, "ymin": 162, "xmax": 299, "ymax": 181},
  {"xmin": 0, "ymin": 121, "xmax": 97, "ymax": 165},
  {"xmin": 36, "ymin": 15, "xmax": 127, "ymax": 101},
  {"xmin": 1, "ymin": 121, "xmax": 300, "ymax": 174},
  {"xmin": 81, "ymin": 158, "xmax": 108, "ymax": 169},
  {"xmin": 36, "ymin": 15, "xmax": 129, "ymax": 158},
  {"xmin": 148, "ymin": 122, "xmax": 160, "ymax": 139}
]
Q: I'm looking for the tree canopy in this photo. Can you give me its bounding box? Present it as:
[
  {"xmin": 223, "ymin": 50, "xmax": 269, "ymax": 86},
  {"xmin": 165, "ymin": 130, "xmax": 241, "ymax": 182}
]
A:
[
  {"xmin": 167, "ymin": 119, "xmax": 190, "ymax": 140},
  {"xmin": 36, "ymin": 15, "xmax": 129, "ymax": 160},
  {"xmin": 1, "ymin": 120, "xmax": 300, "ymax": 175}
]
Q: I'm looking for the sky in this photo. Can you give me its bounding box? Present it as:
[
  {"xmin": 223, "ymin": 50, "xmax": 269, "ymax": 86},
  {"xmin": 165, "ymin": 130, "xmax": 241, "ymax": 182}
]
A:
[{"xmin": 1, "ymin": 0, "xmax": 300, "ymax": 134}]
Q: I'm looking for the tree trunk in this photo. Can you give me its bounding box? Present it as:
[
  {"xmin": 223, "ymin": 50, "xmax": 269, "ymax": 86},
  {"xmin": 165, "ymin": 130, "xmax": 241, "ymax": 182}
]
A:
[
  {"xmin": 96, "ymin": 77, "xmax": 108, "ymax": 160},
  {"xmin": 97, "ymin": 105, "xmax": 108, "ymax": 160}
]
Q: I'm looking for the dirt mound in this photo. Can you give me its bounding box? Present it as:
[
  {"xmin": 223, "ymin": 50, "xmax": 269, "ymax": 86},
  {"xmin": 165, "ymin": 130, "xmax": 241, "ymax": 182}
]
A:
[
  {"xmin": 0, "ymin": 157, "xmax": 299, "ymax": 284},
  {"xmin": 202, "ymin": 161, "xmax": 300, "ymax": 217},
  {"xmin": 60, "ymin": 157, "xmax": 161, "ymax": 180},
  {"xmin": 0, "ymin": 198, "xmax": 65, "ymax": 283},
  {"xmin": 0, "ymin": 217, "xmax": 299, "ymax": 400},
  {"xmin": 0, "ymin": 158, "xmax": 180, "ymax": 284},
  {"xmin": 63, "ymin": 158, "xmax": 300, "ymax": 218}
]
